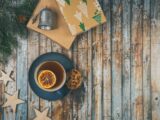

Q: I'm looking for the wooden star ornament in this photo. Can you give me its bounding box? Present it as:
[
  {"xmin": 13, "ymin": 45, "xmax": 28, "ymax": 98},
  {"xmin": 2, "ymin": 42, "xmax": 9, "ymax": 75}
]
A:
[
  {"xmin": 34, "ymin": 108, "xmax": 51, "ymax": 120},
  {"xmin": 0, "ymin": 70, "xmax": 14, "ymax": 86},
  {"xmin": 2, "ymin": 90, "xmax": 24, "ymax": 112}
]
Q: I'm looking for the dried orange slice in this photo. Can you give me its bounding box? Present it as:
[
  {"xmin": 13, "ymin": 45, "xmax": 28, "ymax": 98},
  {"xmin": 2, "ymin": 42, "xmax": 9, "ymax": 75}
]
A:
[
  {"xmin": 38, "ymin": 70, "xmax": 56, "ymax": 89},
  {"xmin": 67, "ymin": 69, "xmax": 82, "ymax": 89}
]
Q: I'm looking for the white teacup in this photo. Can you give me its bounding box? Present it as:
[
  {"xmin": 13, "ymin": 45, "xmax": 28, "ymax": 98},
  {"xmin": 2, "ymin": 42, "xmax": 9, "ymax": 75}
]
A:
[{"xmin": 34, "ymin": 61, "xmax": 66, "ymax": 92}]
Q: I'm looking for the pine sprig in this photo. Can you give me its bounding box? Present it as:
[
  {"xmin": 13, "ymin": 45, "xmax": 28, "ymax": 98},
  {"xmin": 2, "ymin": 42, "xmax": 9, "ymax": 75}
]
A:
[{"xmin": 0, "ymin": 0, "xmax": 38, "ymax": 63}]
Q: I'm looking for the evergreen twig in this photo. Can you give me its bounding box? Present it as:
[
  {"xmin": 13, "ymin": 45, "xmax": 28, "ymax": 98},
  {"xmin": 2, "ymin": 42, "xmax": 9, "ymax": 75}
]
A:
[{"xmin": 0, "ymin": 0, "xmax": 38, "ymax": 63}]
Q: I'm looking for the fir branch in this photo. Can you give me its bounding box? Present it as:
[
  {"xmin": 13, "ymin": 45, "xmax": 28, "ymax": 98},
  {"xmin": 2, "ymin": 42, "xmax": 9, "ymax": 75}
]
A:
[{"xmin": 0, "ymin": 0, "xmax": 38, "ymax": 63}]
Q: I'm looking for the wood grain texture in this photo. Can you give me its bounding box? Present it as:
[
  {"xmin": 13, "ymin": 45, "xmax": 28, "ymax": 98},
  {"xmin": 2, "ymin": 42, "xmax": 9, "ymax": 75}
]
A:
[
  {"xmin": 122, "ymin": 0, "xmax": 131, "ymax": 120},
  {"xmin": 0, "ymin": 63, "xmax": 4, "ymax": 120},
  {"xmin": 92, "ymin": 26, "xmax": 103, "ymax": 120},
  {"xmin": 61, "ymin": 44, "xmax": 73, "ymax": 120},
  {"xmin": 87, "ymin": 30, "xmax": 93, "ymax": 120},
  {"xmin": 51, "ymin": 42, "xmax": 63, "ymax": 120},
  {"xmin": 151, "ymin": 0, "xmax": 160, "ymax": 120},
  {"xmin": 27, "ymin": 31, "xmax": 40, "ymax": 120},
  {"xmin": 71, "ymin": 38, "xmax": 79, "ymax": 120},
  {"xmin": 0, "ymin": 81, "xmax": 4, "ymax": 105},
  {"xmin": 0, "ymin": 64, "xmax": 4, "ymax": 97},
  {"xmin": 1, "ymin": 0, "xmax": 160, "ymax": 119},
  {"xmin": 77, "ymin": 32, "xmax": 88, "ymax": 120},
  {"xmin": 143, "ymin": 0, "xmax": 151, "ymax": 120},
  {"xmin": 3, "ymin": 49, "xmax": 17, "ymax": 120},
  {"xmin": 16, "ymin": 37, "xmax": 28, "ymax": 120},
  {"xmin": 92, "ymin": 1, "xmax": 103, "ymax": 119},
  {"xmin": 111, "ymin": 0, "xmax": 122, "ymax": 119},
  {"xmin": 61, "ymin": 46, "xmax": 72, "ymax": 120},
  {"xmin": 131, "ymin": 0, "xmax": 143, "ymax": 120},
  {"xmin": 102, "ymin": 0, "xmax": 111, "ymax": 119}
]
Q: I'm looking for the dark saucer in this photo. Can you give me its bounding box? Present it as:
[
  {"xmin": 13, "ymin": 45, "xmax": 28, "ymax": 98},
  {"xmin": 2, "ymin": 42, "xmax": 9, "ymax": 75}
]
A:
[{"xmin": 28, "ymin": 52, "xmax": 74, "ymax": 101}]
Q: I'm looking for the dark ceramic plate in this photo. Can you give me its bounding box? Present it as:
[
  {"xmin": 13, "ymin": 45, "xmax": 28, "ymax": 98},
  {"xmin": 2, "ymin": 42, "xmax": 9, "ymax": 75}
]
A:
[{"xmin": 28, "ymin": 52, "xmax": 74, "ymax": 101}]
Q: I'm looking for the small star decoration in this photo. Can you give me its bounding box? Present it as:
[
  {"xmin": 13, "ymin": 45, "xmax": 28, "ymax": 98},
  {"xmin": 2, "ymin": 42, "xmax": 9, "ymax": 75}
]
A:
[
  {"xmin": 0, "ymin": 70, "xmax": 14, "ymax": 85},
  {"xmin": 34, "ymin": 108, "xmax": 51, "ymax": 120},
  {"xmin": 2, "ymin": 90, "xmax": 24, "ymax": 112}
]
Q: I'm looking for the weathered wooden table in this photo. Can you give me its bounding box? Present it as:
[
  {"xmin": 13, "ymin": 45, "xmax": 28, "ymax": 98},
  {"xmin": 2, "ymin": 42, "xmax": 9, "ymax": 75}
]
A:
[{"xmin": 0, "ymin": 0, "xmax": 160, "ymax": 119}]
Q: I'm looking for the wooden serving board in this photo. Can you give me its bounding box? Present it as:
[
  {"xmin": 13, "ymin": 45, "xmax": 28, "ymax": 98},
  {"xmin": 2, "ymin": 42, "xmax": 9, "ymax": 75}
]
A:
[{"xmin": 27, "ymin": 0, "xmax": 76, "ymax": 49}]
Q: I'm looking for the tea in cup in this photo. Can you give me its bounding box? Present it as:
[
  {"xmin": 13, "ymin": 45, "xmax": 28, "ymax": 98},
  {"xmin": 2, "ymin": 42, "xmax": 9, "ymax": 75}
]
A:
[{"xmin": 35, "ymin": 61, "xmax": 66, "ymax": 92}]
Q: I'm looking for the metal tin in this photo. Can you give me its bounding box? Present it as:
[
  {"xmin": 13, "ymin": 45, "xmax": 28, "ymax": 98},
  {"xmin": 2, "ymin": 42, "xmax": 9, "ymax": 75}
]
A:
[{"xmin": 38, "ymin": 7, "xmax": 57, "ymax": 30}]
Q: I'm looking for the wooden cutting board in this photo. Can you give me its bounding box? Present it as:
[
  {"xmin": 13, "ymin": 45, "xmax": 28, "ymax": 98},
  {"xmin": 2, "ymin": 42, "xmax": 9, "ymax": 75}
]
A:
[{"xmin": 27, "ymin": 0, "xmax": 76, "ymax": 49}]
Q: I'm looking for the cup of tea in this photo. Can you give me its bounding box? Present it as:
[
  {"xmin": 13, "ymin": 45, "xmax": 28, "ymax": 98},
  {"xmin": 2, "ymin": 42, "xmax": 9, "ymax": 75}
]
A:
[{"xmin": 34, "ymin": 61, "xmax": 66, "ymax": 92}]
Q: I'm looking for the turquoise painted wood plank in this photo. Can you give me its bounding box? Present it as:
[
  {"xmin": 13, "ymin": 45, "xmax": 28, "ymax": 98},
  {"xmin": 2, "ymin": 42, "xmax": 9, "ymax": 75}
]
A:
[
  {"xmin": 111, "ymin": 0, "xmax": 122, "ymax": 119},
  {"xmin": 122, "ymin": 0, "xmax": 131, "ymax": 120},
  {"xmin": 142, "ymin": 0, "xmax": 151, "ymax": 120},
  {"xmin": 131, "ymin": 0, "xmax": 143, "ymax": 120},
  {"xmin": 151, "ymin": 0, "xmax": 160, "ymax": 119},
  {"xmin": 16, "ymin": 37, "xmax": 28, "ymax": 120},
  {"xmin": 102, "ymin": 0, "xmax": 111, "ymax": 119}
]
